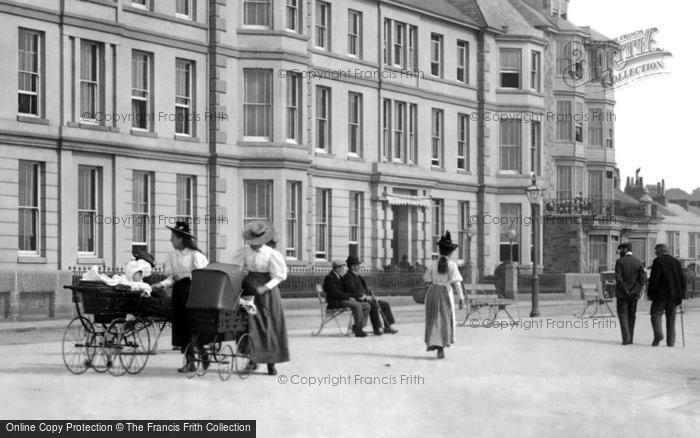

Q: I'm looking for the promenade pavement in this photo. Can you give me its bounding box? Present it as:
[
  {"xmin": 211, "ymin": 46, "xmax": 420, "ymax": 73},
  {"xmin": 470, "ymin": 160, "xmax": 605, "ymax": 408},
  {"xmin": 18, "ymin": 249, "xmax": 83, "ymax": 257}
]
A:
[{"xmin": 1, "ymin": 299, "xmax": 700, "ymax": 437}]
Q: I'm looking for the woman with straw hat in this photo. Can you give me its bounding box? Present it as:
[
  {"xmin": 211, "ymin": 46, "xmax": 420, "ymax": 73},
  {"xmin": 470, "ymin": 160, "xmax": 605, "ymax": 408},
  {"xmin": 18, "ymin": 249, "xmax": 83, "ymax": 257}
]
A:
[
  {"xmin": 151, "ymin": 221, "xmax": 208, "ymax": 372},
  {"xmin": 423, "ymin": 231, "xmax": 464, "ymax": 359},
  {"xmin": 233, "ymin": 220, "xmax": 289, "ymax": 375}
]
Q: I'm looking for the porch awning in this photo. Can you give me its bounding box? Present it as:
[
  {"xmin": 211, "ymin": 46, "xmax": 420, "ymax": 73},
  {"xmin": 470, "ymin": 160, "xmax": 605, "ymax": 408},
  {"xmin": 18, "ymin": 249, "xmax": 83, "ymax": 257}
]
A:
[{"xmin": 384, "ymin": 194, "xmax": 432, "ymax": 208}]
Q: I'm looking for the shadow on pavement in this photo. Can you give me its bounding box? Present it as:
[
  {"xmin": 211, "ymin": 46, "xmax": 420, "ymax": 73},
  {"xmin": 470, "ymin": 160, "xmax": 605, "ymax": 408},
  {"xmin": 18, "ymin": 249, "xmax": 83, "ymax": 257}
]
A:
[
  {"xmin": 544, "ymin": 336, "xmax": 622, "ymax": 346},
  {"xmin": 333, "ymin": 351, "xmax": 436, "ymax": 361}
]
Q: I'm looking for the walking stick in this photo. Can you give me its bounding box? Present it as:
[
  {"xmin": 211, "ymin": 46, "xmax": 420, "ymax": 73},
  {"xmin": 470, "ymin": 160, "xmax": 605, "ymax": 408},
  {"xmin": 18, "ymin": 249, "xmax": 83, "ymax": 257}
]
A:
[
  {"xmin": 680, "ymin": 301, "xmax": 686, "ymax": 348},
  {"xmin": 368, "ymin": 289, "xmax": 390, "ymax": 328}
]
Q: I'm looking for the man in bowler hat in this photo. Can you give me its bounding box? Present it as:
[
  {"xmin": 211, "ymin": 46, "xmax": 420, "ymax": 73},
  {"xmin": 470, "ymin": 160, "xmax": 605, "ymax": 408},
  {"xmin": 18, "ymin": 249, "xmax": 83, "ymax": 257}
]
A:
[
  {"xmin": 614, "ymin": 242, "xmax": 646, "ymax": 345},
  {"xmin": 648, "ymin": 243, "xmax": 687, "ymax": 346},
  {"xmin": 342, "ymin": 255, "xmax": 398, "ymax": 335}
]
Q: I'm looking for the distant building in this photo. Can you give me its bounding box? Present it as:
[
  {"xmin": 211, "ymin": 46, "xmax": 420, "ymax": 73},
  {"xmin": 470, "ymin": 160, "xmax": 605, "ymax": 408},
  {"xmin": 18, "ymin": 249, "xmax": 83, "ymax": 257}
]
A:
[{"xmin": 0, "ymin": 0, "xmax": 629, "ymax": 318}]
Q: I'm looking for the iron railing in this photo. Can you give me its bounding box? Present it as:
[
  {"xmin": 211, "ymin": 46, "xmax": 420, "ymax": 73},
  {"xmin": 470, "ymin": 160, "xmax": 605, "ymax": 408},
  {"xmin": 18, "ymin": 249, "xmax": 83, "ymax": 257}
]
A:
[
  {"xmin": 543, "ymin": 198, "xmax": 650, "ymax": 218},
  {"xmin": 70, "ymin": 266, "xmax": 427, "ymax": 298}
]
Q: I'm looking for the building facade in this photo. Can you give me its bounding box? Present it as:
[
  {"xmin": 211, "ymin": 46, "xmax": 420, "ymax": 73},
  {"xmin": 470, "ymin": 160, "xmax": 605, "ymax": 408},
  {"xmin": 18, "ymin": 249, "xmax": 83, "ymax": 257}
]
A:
[{"xmin": 1, "ymin": 0, "xmax": 627, "ymax": 308}]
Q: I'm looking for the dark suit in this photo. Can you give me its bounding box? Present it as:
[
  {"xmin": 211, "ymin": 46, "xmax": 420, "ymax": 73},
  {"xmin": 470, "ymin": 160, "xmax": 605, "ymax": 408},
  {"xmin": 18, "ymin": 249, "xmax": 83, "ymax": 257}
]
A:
[
  {"xmin": 342, "ymin": 271, "xmax": 395, "ymax": 332},
  {"xmin": 323, "ymin": 271, "xmax": 369, "ymax": 332},
  {"xmin": 614, "ymin": 253, "xmax": 645, "ymax": 343},
  {"xmin": 648, "ymin": 253, "xmax": 687, "ymax": 346}
]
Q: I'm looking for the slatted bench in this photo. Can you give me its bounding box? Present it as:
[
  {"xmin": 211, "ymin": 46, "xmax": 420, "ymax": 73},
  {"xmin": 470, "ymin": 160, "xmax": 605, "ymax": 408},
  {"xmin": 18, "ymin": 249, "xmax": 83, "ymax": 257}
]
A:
[
  {"xmin": 459, "ymin": 283, "xmax": 516, "ymax": 326},
  {"xmin": 311, "ymin": 284, "xmax": 353, "ymax": 336},
  {"xmin": 574, "ymin": 283, "xmax": 615, "ymax": 318}
]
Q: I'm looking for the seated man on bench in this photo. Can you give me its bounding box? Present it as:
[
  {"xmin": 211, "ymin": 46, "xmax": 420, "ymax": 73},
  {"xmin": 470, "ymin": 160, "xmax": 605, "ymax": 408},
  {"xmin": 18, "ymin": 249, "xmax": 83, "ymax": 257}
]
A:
[
  {"xmin": 342, "ymin": 255, "xmax": 398, "ymax": 335},
  {"xmin": 323, "ymin": 260, "xmax": 369, "ymax": 337}
]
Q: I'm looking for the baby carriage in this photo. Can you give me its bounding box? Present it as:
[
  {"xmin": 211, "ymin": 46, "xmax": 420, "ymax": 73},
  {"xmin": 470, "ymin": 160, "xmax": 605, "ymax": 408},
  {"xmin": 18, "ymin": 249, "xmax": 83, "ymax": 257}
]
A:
[
  {"xmin": 61, "ymin": 281, "xmax": 154, "ymax": 376},
  {"xmin": 184, "ymin": 263, "xmax": 255, "ymax": 381}
]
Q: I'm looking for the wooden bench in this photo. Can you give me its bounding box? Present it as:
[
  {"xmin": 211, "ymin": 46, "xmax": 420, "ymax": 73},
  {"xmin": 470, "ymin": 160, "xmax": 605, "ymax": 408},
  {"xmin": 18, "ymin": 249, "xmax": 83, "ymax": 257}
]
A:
[
  {"xmin": 459, "ymin": 283, "xmax": 515, "ymax": 326},
  {"xmin": 311, "ymin": 284, "xmax": 353, "ymax": 336},
  {"xmin": 575, "ymin": 283, "xmax": 615, "ymax": 318}
]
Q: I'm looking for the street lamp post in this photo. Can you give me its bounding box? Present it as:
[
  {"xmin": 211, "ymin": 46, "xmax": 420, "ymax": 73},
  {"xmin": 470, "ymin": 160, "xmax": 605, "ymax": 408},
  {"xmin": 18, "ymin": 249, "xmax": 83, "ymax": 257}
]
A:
[{"xmin": 525, "ymin": 174, "xmax": 544, "ymax": 318}]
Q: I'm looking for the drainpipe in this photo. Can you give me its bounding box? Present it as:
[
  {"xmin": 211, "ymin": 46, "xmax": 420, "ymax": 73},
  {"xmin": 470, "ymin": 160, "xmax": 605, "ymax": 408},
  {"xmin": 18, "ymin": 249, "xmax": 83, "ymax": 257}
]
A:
[{"xmin": 475, "ymin": 28, "xmax": 487, "ymax": 280}]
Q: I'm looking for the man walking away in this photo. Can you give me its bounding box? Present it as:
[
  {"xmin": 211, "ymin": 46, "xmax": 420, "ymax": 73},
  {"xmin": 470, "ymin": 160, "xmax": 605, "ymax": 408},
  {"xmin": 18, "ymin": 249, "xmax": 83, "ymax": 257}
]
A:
[
  {"xmin": 648, "ymin": 243, "xmax": 687, "ymax": 347},
  {"xmin": 614, "ymin": 242, "xmax": 645, "ymax": 345}
]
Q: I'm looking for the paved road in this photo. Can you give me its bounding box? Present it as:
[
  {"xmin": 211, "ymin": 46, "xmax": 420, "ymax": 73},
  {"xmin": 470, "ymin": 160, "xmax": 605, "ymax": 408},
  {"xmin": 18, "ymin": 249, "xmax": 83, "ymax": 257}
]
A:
[{"xmin": 2, "ymin": 304, "xmax": 700, "ymax": 437}]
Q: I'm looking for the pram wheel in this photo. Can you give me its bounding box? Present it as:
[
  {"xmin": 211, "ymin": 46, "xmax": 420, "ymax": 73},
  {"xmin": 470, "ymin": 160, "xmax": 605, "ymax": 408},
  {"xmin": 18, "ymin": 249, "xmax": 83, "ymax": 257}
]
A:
[
  {"xmin": 106, "ymin": 318, "xmax": 130, "ymax": 376},
  {"xmin": 87, "ymin": 328, "xmax": 110, "ymax": 373},
  {"xmin": 217, "ymin": 344, "xmax": 234, "ymax": 381},
  {"xmin": 234, "ymin": 333, "xmax": 255, "ymax": 379},
  {"xmin": 123, "ymin": 318, "xmax": 151, "ymax": 375},
  {"xmin": 61, "ymin": 317, "xmax": 93, "ymax": 375}
]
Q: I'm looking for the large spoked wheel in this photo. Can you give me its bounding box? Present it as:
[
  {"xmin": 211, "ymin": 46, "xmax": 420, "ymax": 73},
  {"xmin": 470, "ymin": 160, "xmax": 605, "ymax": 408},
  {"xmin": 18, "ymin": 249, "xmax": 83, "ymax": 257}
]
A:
[
  {"xmin": 234, "ymin": 333, "xmax": 255, "ymax": 380},
  {"xmin": 61, "ymin": 317, "xmax": 93, "ymax": 375},
  {"xmin": 182, "ymin": 342, "xmax": 201, "ymax": 379},
  {"xmin": 143, "ymin": 319, "xmax": 165, "ymax": 353},
  {"xmin": 86, "ymin": 324, "xmax": 110, "ymax": 373},
  {"xmin": 217, "ymin": 344, "xmax": 234, "ymax": 381},
  {"xmin": 123, "ymin": 318, "xmax": 151, "ymax": 375},
  {"xmin": 105, "ymin": 318, "xmax": 130, "ymax": 376}
]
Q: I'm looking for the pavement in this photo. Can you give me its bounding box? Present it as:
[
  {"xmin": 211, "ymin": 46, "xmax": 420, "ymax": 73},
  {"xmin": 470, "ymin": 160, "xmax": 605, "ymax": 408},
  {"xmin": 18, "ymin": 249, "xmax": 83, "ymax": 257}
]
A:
[
  {"xmin": 0, "ymin": 295, "xmax": 623, "ymax": 333},
  {"xmin": 2, "ymin": 300, "xmax": 700, "ymax": 437}
]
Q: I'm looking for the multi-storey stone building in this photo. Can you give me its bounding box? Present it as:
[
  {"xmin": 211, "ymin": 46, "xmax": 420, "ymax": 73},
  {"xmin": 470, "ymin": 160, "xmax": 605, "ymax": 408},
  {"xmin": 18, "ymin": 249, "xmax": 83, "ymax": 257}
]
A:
[{"xmin": 0, "ymin": 0, "xmax": 628, "ymax": 317}]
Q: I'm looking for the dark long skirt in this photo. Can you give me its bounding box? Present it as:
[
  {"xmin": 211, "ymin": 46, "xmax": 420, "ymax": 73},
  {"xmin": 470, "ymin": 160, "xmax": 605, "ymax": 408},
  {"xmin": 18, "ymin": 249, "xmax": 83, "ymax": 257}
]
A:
[
  {"xmin": 245, "ymin": 272, "xmax": 290, "ymax": 364},
  {"xmin": 424, "ymin": 284, "xmax": 454, "ymax": 348},
  {"xmin": 171, "ymin": 278, "xmax": 192, "ymax": 351}
]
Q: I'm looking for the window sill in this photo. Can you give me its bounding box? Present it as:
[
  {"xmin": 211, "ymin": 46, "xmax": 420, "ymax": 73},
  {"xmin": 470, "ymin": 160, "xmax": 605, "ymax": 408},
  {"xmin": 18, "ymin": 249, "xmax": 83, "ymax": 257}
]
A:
[
  {"xmin": 79, "ymin": 0, "xmax": 118, "ymax": 8},
  {"xmin": 68, "ymin": 121, "xmax": 113, "ymax": 132},
  {"xmin": 495, "ymin": 88, "xmax": 545, "ymax": 98},
  {"xmin": 174, "ymin": 135, "xmax": 200, "ymax": 143},
  {"xmin": 242, "ymin": 137, "xmax": 271, "ymax": 143},
  {"xmin": 124, "ymin": 4, "xmax": 151, "ymax": 12},
  {"xmin": 347, "ymin": 155, "xmax": 364, "ymax": 162},
  {"xmin": 496, "ymin": 172, "xmax": 527, "ymax": 178},
  {"xmin": 237, "ymin": 28, "xmax": 309, "ymax": 42},
  {"xmin": 77, "ymin": 257, "xmax": 104, "ymax": 265},
  {"xmin": 457, "ymin": 170, "xmax": 472, "ymax": 175},
  {"xmin": 431, "ymin": 166, "xmax": 446, "ymax": 173},
  {"xmin": 17, "ymin": 256, "xmax": 47, "ymax": 264},
  {"xmin": 17, "ymin": 115, "xmax": 50, "ymax": 125},
  {"xmin": 130, "ymin": 129, "xmax": 157, "ymax": 138},
  {"xmin": 315, "ymin": 151, "xmax": 334, "ymax": 158},
  {"xmin": 285, "ymin": 259, "xmax": 307, "ymax": 266}
]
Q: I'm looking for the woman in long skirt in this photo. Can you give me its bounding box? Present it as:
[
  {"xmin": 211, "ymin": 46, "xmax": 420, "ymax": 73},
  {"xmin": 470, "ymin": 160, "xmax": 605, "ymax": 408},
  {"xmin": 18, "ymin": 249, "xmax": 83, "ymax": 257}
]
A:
[
  {"xmin": 151, "ymin": 221, "xmax": 208, "ymax": 372},
  {"xmin": 423, "ymin": 231, "xmax": 464, "ymax": 359},
  {"xmin": 233, "ymin": 220, "xmax": 289, "ymax": 375}
]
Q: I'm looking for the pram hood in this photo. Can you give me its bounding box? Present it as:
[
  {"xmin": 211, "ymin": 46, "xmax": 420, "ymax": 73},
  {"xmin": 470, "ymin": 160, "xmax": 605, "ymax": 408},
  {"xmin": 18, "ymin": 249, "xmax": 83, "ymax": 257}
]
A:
[{"xmin": 186, "ymin": 263, "xmax": 244, "ymax": 310}]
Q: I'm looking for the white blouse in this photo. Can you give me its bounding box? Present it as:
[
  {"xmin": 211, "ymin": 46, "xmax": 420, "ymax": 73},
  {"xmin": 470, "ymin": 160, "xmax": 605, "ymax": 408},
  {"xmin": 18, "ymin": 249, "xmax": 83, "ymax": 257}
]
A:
[
  {"xmin": 158, "ymin": 248, "xmax": 209, "ymax": 288},
  {"xmin": 232, "ymin": 245, "xmax": 288, "ymax": 291},
  {"xmin": 423, "ymin": 258, "xmax": 463, "ymax": 288}
]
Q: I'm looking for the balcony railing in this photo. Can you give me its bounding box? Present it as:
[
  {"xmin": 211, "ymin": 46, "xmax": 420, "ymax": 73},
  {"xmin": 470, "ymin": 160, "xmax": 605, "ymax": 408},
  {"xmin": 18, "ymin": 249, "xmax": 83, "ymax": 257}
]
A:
[
  {"xmin": 543, "ymin": 198, "xmax": 650, "ymax": 218},
  {"xmin": 543, "ymin": 198, "xmax": 612, "ymax": 216}
]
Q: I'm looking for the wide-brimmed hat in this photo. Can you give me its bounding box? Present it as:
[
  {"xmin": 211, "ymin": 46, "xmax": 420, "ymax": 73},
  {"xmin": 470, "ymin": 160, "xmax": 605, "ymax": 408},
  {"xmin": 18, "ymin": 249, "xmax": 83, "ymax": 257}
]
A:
[
  {"xmin": 437, "ymin": 231, "xmax": 458, "ymax": 252},
  {"xmin": 242, "ymin": 220, "xmax": 275, "ymax": 245},
  {"xmin": 346, "ymin": 255, "xmax": 362, "ymax": 266},
  {"xmin": 332, "ymin": 259, "xmax": 346, "ymax": 268},
  {"xmin": 166, "ymin": 221, "xmax": 195, "ymax": 239}
]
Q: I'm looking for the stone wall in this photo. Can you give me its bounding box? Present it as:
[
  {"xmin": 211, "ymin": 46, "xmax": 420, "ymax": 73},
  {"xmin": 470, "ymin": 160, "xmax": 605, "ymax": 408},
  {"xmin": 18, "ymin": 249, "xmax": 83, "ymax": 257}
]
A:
[{"xmin": 0, "ymin": 270, "xmax": 74, "ymax": 321}]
